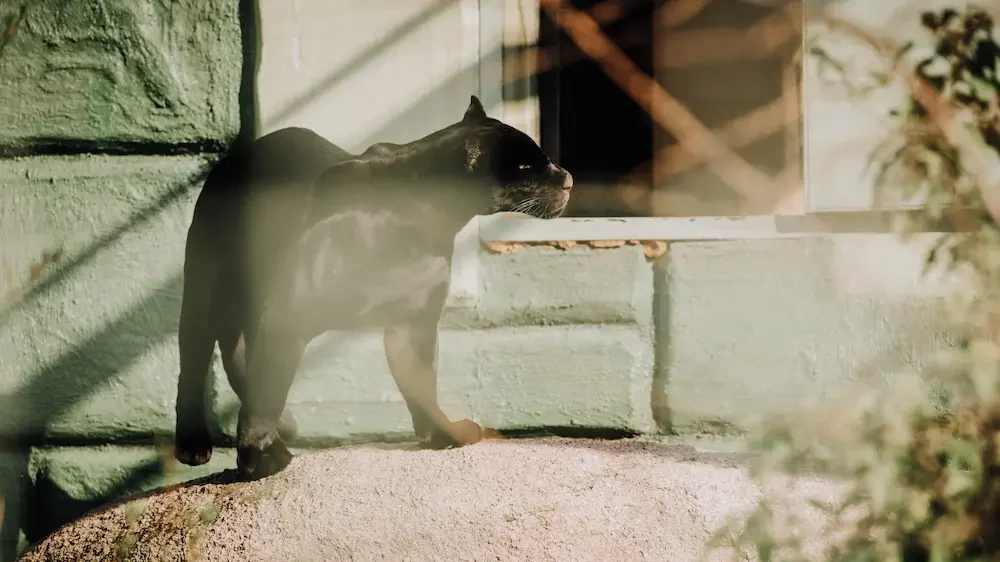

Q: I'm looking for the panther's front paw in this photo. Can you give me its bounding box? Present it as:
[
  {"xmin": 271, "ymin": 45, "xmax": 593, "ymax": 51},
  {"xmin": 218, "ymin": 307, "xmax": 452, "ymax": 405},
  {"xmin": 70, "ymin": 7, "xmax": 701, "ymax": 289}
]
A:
[
  {"xmin": 175, "ymin": 428, "xmax": 214, "ymax": 466},
  {"xmin": 236, "ymin": 427, "xmax": 293, "ymax": 480},
  {"xmin": 421, "ymin": 419, "xmax": 494, "ymax": 450}
]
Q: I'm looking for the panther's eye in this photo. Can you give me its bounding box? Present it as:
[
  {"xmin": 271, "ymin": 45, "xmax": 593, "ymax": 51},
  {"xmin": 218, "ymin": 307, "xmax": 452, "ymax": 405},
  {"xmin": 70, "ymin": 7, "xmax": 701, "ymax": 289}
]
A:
[{"xmin": 518, "ymin": 163, "xmax": 531, "ymax": 170}]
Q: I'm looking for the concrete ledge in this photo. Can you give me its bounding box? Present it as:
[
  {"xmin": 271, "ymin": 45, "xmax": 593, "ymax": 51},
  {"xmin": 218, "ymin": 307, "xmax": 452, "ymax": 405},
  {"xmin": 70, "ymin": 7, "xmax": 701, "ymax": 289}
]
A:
[
  {"xmin": 443, "ymin": 244, "xmax": 654, "ymax": 329},
  {"xmin": 475, "ymin": 212, "xmax": 953, "ymax": 242}
]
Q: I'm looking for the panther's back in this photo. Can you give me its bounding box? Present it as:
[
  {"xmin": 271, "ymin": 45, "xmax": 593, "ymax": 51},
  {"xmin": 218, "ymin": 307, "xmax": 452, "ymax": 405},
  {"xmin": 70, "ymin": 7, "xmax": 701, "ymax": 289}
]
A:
[{"xmin": 184, "ymin": 128, "xmax": 352, "ymax": 299}]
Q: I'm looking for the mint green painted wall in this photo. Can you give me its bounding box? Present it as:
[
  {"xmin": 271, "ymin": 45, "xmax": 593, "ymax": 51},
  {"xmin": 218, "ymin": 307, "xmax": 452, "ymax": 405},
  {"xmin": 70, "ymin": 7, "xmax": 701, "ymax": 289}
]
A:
[
  {"xmin": 657, "ymin": 235, "xmax": 958, "ymax": 434},
  {"xmin": 0, "ymin": 156, "xmax": 211, "ymax": 442}
]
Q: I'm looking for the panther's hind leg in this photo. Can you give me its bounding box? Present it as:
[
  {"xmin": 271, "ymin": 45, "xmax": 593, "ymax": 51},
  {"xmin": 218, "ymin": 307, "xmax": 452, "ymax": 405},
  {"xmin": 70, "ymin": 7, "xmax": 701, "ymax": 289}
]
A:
[
  {"xmin": 216, "ymin": 297, "xmax": 299, "ymax": 443},
  {"xmin": 174, "ymin": 260, "xmax": 220, "ymax": 466}
]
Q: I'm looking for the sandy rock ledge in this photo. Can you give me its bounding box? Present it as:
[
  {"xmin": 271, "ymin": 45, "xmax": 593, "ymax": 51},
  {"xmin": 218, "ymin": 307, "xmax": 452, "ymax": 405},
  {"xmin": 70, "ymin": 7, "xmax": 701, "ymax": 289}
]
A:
[{"xmin": 21, "ymin": 438, "xmax": 842, "ymax": 562}]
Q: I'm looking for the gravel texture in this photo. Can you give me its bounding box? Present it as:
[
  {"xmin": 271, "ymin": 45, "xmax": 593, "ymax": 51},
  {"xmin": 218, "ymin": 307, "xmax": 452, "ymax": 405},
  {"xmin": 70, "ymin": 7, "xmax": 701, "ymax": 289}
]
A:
[{"xmin": 20, "ymin": 437, "xmax": 842, "ymax": 562}]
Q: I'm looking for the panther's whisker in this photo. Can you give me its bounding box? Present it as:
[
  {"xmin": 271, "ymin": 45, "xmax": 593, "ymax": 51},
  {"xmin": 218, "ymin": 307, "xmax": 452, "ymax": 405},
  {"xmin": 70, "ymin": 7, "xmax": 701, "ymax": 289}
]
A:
[
  {"xmin": 518, "ymin": 198, "xmax": 539, "ymax": 212},
  {"xmin": 511, "ymin": 197, "xmax": 540, "ymax": 214},
  {"xmin": 532, "ymin": 199, "xmax": 548, "ymax": 218}
]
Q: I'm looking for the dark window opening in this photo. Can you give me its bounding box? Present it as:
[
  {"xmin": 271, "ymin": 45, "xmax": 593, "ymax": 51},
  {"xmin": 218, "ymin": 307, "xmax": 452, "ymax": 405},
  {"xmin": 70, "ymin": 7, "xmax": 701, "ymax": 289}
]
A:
[
  {"xmin": 536, "ymin": 0, "xmax": 801, "ymax": 218},
  {"xmin": 537, "ymin": 0, "xmax": 658, "ymax": 217}
]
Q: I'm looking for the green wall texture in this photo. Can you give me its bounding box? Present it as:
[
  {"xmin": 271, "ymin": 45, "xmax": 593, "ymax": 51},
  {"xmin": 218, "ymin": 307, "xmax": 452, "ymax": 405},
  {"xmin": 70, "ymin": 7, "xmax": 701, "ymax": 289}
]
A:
[{"xmin": 0, "ymin": 0, "xmax": 242, "ymax": 152}]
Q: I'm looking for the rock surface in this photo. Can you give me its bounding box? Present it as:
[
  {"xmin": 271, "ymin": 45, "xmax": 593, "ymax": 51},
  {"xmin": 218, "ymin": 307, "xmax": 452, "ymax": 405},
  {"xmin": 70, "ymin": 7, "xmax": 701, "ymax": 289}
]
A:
[
  {"xmin": 0, "ymin": 0, "xmax": 241, "ymax": 149},
  {"xmin": 20, "ymin": 438, "xmax": 840, "ymax": 562}
]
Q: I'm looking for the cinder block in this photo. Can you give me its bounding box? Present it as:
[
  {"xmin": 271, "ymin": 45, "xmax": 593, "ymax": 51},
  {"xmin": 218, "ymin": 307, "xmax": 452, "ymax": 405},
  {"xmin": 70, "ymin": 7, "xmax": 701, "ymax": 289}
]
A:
[
  {"xmin": 469, "ymin": 324, "xmax": 655, "ymax": 431},
  {"xmin": 213, "ymin": 324, "xmax": 656, "ymax": 440},
  {"xmin": 660, "ymin": 236, "xmax": 955, "ymax": 433},
  {"xmin": 0, "ymin": 0, "xmax": 241, "ymax": 148},
  {"xmin": 0, "ymin": 155, "xmax": 213, "ymax": 441},
  {"xmin": 441, "ymin": 245, "xmax": 654, "ymax": 329}
]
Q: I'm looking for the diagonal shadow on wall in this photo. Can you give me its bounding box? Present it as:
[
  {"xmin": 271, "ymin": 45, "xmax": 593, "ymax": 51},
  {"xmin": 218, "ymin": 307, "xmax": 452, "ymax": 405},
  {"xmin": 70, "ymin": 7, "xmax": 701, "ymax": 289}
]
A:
[
  {"xmin": 0, "ymin": 274, "xmax": 184, "ymax": 441},
  {"xmin": 0, "ymin": 272, "xmax": 183, "ymax": 559},
  {"xmin": 261, "ymin": 0, "xmax": 460, "ymax": 132},
  {"xmin": 0, "ymin": 166, "xmax": 211, "ymax": 329},
  {"xmin": 23, "ymin": 457, "xmax": 164, "ymax": 545}
]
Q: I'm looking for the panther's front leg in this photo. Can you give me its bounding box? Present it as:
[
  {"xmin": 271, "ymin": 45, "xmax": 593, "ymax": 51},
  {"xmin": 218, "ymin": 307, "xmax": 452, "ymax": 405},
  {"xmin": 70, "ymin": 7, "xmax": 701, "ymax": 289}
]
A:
[{"xmin": 383, "ymin": 285, "xmax": 487, "ymax": 449}]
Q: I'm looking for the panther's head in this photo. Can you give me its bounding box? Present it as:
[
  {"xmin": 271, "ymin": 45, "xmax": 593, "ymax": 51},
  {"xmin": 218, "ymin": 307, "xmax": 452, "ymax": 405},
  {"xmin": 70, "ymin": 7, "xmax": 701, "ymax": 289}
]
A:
[{"xmin": 455, "ymin": 96, "xmax": 573, "ymax": 219}]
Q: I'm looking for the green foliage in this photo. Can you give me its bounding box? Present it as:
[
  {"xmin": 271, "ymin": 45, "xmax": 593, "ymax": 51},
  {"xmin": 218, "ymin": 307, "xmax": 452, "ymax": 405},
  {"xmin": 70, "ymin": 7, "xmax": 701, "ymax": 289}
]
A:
[{"xmin": 706, "ymin": 7, "xmax": 1000, "ymax": 562}]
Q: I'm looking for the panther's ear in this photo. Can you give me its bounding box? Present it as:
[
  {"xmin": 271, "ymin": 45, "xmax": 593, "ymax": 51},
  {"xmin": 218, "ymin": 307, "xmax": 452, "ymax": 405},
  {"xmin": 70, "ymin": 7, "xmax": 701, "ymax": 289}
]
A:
[{"xmin": 463, "ymin": 95, "xmax": 488, "ymax": 123}]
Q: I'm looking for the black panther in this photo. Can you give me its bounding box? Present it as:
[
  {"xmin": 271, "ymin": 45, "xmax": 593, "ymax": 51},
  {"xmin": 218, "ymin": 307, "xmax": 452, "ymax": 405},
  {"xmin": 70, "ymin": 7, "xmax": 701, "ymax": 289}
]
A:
[{"xmin": 174, "ymin": 96, "xmax": 573, "ymax": 479}]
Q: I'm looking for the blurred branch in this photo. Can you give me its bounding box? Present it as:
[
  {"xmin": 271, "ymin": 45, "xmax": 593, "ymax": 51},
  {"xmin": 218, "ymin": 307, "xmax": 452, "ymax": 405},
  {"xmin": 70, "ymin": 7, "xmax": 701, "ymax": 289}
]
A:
[
  {"xmin": 658, "ymin": 97, "xmax": 793, "ymax": 178},
  {"xmin": 821, "ymin": 14, "xmax": 1000, "ymax": 229},
  {"xmin": 535, "ymin": 0, "xmax": 803, "ymax": 215},
  {"xmin": 503, "ymin": 0, "xmax": 799, "ymax": 92},
  {"xmin": 618, "ymin": 86, "xmax": 802, "ymax": 215},
  {"xmin": 501, "ymin": 0, "xmax": 642, "ymax": 90},
  {"xmin": 610, "ymin": 94, "xmax": 796, "ymax": 214},
  {"xmin": 539, "ymin": 0, "xmax": 782, "ymax": 209},
  {"xmin": 658, "ymin": 0, "xmax": 713, "ymax": 29},
  {"xmin": 586, "ymin": 0, "xmax": 649, "ymax": 28},
  {"xmin": 655, "ymin": 3, "xmax": 800, "ymax": 68},
  {"xmin": 777, "ymin": 51, "xmax": 804, "ymax": 211}
]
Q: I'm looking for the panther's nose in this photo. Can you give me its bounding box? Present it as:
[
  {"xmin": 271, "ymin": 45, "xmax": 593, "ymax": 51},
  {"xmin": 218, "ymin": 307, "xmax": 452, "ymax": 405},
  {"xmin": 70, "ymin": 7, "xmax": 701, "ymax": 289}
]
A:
[{"xmin": 562, "ymin": 170, "xmax": 574, "ymax": 191}]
